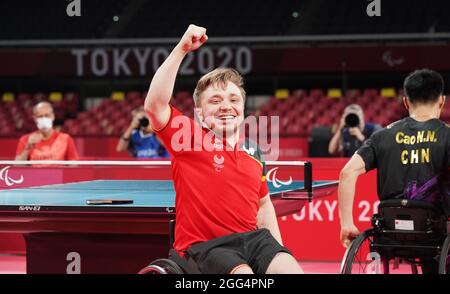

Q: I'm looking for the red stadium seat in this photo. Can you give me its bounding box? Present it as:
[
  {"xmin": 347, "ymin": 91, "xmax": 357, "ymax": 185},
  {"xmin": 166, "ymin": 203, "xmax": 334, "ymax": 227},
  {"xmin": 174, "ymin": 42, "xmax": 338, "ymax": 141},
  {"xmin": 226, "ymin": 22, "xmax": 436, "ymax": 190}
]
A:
[
  {"xmin": 363, "ymin": 89, "xmax": 378, "ymax": 99},
  {"xmin": 17, "ymin": 93, "xmax": 31, "ymax": 101},
  {"xmin": 0, "ymin": 125, "xmax": 15, "ymax": 137},
  {"xmin": 33, "ymin": 93, "xmax": 48, "ymax": 102},
  {"xmin": 0, "ymin": 87, "xmax": 423, "ymax": 138},
  {"xmin": 309, "ymin": 89, "xmax": 325, "ymax": 99},
  {"xmin": 120, "ymin": 104, "xmax": 133, "ymax": 114},
  {"xmin": 55, "ymin": 110, "xmax": 66, "ymax": 121},
  {"xmin": 77, "ymin": 112, "xmax": 92, "ymax": 121},
  {"xmin": 84, "ymin": 125, "xmax": 104, "ymax": 136},
  {"xmin": 345, "ymin": 89, "xmax": 362, "ymax": 99},
  {"xmin": 126, "ymin": 91, "xmax": 142, "ymax": 101},
  {"xmin": 64, "ymin": 92, "xmax": 79, "ymax": 102},
  {"xmin": 99, "ymin": 99, "xmax": 118, "ymax": 110},
  {"xmin": 68, "ymin": 125, "xmax": 83, "ymax": 136},
  {"xmin": 292, "ymin": 89, "xmax": 307, "ymax": 99},
  {"xmin": 278, "ymin": 102, "xmax": 291, "ymax": 113},
  {"xmin": 131, "ymin": 99, "xmax": 144, "ymax": 108},
  {"xmin": 94, "ymin": 111, "xmax": 108, "ymax": 121},
  {"xmin": 17, "ymin": 93, "xmax": 32, "ymax": 107},
  {"xmin": 80, "ymin": 117, "xmax": 98, "ymax": 128}
]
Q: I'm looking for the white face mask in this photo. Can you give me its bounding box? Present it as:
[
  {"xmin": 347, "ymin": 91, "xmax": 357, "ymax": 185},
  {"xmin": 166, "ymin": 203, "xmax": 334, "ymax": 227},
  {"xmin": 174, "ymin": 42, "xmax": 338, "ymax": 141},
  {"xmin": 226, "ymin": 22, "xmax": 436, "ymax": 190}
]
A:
[{"xmin": 36, "ymin": 117, "xmax": 53, "ymax": 131}]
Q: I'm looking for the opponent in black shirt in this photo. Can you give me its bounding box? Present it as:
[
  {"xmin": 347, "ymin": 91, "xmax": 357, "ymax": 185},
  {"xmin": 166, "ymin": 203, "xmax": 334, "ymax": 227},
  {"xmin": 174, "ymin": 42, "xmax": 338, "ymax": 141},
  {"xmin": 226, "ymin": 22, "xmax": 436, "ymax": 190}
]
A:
[
  {"xmin": 358, "ymin": 117, "xmax": 450, "ymax": 203},
  {"xmin": 338, "ymin": 69, "xmax": 449, "ymax": 249}
]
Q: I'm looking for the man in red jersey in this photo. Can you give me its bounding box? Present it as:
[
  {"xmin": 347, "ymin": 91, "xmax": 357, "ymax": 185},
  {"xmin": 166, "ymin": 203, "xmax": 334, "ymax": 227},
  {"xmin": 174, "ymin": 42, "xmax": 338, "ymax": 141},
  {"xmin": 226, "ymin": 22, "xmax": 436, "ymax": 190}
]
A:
[
  {"xmin": 15, "ymin": 102, "xmax": 79, "ymax": 161},
  {"xmin": 144, "ymin": 25, "xmax": 302, "ymax": 274}
]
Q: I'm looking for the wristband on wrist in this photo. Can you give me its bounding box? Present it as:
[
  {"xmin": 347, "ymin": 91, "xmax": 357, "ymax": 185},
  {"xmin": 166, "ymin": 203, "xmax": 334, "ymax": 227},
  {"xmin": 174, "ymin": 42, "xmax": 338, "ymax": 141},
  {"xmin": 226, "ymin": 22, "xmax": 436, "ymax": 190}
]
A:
[{"xmin": 122, "ymin": 136, "xmax": 130, "ymax": 141}]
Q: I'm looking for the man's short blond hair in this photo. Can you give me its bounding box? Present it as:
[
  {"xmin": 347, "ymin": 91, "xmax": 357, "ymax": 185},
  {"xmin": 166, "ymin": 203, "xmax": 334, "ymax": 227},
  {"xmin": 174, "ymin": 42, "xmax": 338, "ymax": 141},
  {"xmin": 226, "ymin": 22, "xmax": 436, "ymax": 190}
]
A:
[{"xmin": 193, "ymin": 68, "xmax": 246, "ymax": 106}]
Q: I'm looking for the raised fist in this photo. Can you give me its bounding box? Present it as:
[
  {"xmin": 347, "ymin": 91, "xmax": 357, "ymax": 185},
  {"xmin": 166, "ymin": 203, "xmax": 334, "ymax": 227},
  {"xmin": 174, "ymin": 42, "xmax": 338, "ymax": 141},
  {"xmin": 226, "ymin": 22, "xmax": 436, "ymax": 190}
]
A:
[{"xmin": 178, "ymin": 24, "xmax": 208, "ymax": 53}]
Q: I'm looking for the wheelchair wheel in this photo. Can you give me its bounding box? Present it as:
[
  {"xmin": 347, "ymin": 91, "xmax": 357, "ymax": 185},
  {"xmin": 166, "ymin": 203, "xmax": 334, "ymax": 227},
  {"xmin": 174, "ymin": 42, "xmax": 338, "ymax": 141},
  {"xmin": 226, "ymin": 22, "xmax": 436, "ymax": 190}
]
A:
[
  {"xmin": 138, "ymin": 258, "xmax": 184, "ymax": 274},
  {"xmin": 341, "ymin": 229, "xmax": 382, "ymax": 274},
  {"xmin": 340, "ymin": 229, "xmax": 420, "ymax": 274},
  {"xmin": 438, "ymin": 235, "xmax": 450, "ymax": 274}
]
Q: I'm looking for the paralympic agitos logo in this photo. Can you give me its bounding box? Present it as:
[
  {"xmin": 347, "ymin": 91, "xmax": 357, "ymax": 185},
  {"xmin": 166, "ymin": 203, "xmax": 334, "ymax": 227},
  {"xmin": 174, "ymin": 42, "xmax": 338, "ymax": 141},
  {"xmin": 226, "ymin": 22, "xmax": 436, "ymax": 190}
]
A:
[
  {"xmin": 266, "ymin": 167, "xmax": 292, "ymax": 188},
  {"xmin": 0, "ymin": 166, "xmax": 24, "ymax": 187}
]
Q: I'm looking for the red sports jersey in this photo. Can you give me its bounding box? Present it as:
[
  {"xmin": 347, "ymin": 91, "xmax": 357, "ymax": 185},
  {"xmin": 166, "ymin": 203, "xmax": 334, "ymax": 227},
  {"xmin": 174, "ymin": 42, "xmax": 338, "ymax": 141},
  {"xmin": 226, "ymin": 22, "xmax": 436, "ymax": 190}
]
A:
[
  {"xmin": 155, "ymin": 106, "xmax": 269, "ymax": 253},
  {"xmin": 16, "ymin": 131, "xmax": 79, "ymax": 161}
]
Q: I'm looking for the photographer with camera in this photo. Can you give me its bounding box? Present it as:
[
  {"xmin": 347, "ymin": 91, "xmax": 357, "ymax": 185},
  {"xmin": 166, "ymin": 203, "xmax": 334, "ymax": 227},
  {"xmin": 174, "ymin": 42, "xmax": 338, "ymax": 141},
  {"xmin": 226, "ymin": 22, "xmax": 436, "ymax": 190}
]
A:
[
  {"xmin": 328, "ymin": 104, "xmax": 381, "ymax": 157},
  {"xmin": 116, "ymin": 106, "xmax": 169, "ymax": 158}
]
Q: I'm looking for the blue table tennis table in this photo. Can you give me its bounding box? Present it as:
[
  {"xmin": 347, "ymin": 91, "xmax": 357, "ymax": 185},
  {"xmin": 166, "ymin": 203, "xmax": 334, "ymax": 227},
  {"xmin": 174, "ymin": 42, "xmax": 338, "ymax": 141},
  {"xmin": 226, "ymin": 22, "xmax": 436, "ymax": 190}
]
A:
[{"xmin": 0, "ymin": 179, "xmax": 337, "ymax": 274}]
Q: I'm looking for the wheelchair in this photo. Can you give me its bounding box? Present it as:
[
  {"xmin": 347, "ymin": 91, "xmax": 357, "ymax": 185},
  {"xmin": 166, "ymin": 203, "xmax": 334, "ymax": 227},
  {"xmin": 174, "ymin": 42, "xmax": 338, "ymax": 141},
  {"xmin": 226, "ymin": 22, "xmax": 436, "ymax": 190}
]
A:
[
  {"xmin": 138, "ymin": 220, "xmax": 201, "ymax": 274},
  {"xmin": 340, "ymin": 199, "xmax": 450, "ymax": 274}
]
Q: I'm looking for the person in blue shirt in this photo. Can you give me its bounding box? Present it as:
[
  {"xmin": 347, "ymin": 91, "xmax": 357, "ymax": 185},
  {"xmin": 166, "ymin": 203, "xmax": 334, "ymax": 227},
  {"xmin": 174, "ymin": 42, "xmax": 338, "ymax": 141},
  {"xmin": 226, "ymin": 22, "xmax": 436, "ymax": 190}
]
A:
[
  {"xmin": 328, "ymin": 104, "xmax": 382, "ymax": 157},
  {"xmin": 116, "ymin": 106, "xmax": 169, "ymax": 158}
]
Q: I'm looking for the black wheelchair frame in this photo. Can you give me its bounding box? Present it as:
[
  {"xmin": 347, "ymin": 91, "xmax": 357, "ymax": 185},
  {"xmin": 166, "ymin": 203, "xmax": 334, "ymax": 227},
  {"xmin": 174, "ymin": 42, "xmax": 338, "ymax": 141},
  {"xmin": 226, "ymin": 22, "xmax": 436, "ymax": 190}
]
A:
[
  {"xmin": 138, "ymin": 220, "xmax": 201, "ymax": 274},
  {"xmin": 340, "ymin": 199, "xmax": 450, "ymax": 274}
]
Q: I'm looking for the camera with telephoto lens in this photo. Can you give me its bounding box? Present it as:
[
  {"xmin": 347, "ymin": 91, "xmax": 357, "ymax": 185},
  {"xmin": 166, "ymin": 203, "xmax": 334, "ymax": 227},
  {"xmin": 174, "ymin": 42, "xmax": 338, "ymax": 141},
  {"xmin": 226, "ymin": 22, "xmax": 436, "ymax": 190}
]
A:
[
  {"xmin": 344, "ymin": 113, "xmax": 360, "ymax": 128},
  {"xmin": 138, "ymin": 117, "xmax": 150, "ymax": 129}
]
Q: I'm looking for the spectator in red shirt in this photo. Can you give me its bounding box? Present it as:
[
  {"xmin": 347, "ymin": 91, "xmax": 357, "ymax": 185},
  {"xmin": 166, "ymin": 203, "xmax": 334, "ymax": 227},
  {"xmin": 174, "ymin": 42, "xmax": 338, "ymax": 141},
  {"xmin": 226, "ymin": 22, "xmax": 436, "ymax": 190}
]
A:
[
  {"xmin": 144, "ymin": 25, "xmax": 302, "ymax": 274},
  {"xmin": 15, "ymin": 102, "xmax": 79, "ymax": 161}
]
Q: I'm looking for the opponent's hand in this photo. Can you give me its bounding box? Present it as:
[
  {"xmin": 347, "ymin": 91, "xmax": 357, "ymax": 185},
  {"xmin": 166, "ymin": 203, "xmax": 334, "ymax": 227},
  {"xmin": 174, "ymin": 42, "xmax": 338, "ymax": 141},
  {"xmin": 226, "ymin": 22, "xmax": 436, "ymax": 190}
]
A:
[
  {"xmin": 177, "ymin": 24, "xmax": 208, "ymax": 53},
  {"xmin": 340, "ymin": 224, "xmax": 360, "ymax": 248}
]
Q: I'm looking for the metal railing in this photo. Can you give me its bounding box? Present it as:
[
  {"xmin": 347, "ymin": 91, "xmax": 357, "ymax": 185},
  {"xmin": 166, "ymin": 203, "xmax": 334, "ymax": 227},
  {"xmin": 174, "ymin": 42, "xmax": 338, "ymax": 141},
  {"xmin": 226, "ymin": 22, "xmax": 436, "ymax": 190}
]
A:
[{"xmin": 0, "ymin": 32, "xmax": 449, "ymax": 47}]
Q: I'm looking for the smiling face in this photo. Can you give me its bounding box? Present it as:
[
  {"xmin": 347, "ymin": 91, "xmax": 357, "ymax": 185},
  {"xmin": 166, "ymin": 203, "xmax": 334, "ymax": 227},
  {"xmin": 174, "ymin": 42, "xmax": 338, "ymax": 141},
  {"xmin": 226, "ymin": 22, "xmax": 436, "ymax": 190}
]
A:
[
  {"xmin": 193, "ymin": 68, "xmax": 246, "ymax": 137},
  {"xmin": 196, "ymin": 81, "xmax": 245, "ymax": 136}
]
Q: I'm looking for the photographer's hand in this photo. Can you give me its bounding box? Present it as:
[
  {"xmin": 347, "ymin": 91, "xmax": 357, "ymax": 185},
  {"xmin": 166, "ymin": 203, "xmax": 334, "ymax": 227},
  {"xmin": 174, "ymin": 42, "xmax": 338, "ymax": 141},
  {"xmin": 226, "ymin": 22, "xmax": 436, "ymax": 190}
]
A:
[
  {"xmin": 339, "ymin": 115, "xmax": 346, "ymax": 130},
  {"xmin": 349, "ymin": 127, "xmax": 365, "ymax": 142},
  {"xmin": 329, "ymin": 116, "xmax": 346, "ymax": 155},
  {"xmin": 116, "ymin": 116, "xmax": 140, "ymax": 152},
  {"xmin": 130, "ymin": 114, "xmax": 142, "ymax": 130}
]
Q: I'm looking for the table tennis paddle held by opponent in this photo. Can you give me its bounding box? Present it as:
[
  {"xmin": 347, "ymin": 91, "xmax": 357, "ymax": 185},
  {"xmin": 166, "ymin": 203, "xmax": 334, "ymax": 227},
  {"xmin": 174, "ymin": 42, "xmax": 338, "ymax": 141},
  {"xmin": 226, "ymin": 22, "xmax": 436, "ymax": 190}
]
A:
[{"xmin": 86, "ymin": 199, "xmax": 134, "ymax": 205}]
